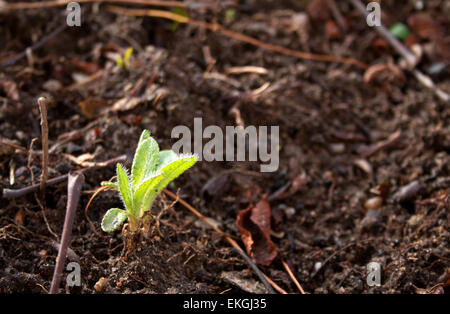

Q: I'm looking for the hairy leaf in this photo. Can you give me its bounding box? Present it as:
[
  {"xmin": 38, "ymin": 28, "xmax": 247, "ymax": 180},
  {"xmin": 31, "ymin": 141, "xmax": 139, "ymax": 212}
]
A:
[
  {"xmin": 133, "ymin": 172, "xmax": 164, "ymax": 217},
  {"xmin": 131, "ymin": 133, "xmax": 159, "ymax": 189},
  {"xmin": 157, "ymin": 150, "xmax": 178, "ymax": 170},
  {"xmin": 153, "ymin": 154, "xmax": 197, "ymax": 196},
  {"xmin": 101, "ymin": 208, "xmax": 128, "ymax": 232},
  {"xmin": 116, "ymin": 163, "xmax": 133, "ymax": 212}
]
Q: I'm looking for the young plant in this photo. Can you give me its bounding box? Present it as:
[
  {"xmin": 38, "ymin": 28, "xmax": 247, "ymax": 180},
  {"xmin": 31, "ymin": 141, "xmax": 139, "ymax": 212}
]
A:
[
  {"xmin": 101, "ymin": 130, "xmax": 197, "ymax": 233},
  {"xmin": 116, "ymin": 47, "xmax": 133, "ymax": 70}
]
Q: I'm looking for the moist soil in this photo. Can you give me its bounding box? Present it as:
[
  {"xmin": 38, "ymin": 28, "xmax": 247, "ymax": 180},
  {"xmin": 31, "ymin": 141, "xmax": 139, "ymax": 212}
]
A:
[{"xmin": 0, "ymin": 0, "xmax": 449, "ymax": 294}]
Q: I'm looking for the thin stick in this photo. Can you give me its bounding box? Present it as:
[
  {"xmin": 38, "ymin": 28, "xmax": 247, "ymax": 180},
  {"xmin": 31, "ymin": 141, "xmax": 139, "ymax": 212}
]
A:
[
  {"xmin": 37, "ymin": 97, "xmax": 49, "ymax": 197},
  {"xmin": 106, "ymin": 6, "xmax": 367, "ymax": 68},
  {"xmin": 84, "ymin": 185, "xmax": 109, "ymax": 234},
  {"xmin": 0, "ymin": 23, "xmax": 67, "ymax": 68},
  {"xmin": 0, "ymin": 0, "xmax": 187, "ymax": 10},
  {"xmin": 2, "ymin": 155, "xmax": 127, "ymax": 199},
  {"xmin": 163, "ymin": 189, "xmax": 288, "ymax": 294},
  {"xmin": 326, "ymin": 0, "xmax": 347, "ymax": 33},
  {"xmin": 0, "ymin": 139, "xmax": 30, "ymax": 154},
  {"xmin": 0, "ymin": 0, "xmax": 236, "ymax": 11},
  {"xmin": 281, "ymin": 260, "xmax": 306, "ymax": 294},
  {"xmin": 49, "ymin": 171, "xmax": 85, "ymax": 294},
  {"xmin": 232, "ymin": 247, "xmax": 275, "ymax": 294}
]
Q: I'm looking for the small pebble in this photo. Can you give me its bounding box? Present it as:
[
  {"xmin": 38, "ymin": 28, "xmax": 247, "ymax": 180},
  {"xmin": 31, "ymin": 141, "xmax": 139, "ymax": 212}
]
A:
[
  {"xmin": 43, "ymin": 79, "xmax": 62, "ymax": 92},
  {"xmin": 329, "ymin": 143, "xmax": 345, "ymax": 154},
  {"xmin": 283, "ymin": 207, "xmax": 296, "ymax": 219},
  {"xmin": 427, "ymin": 63, "xmax": 446, "ymax": 77},
  {"xmin": 364, "ymin": 196, "xmax": 383, "ymax": 210},
  {"xmin": 314, "ymin": 262, "xmax": 322, "ymax": 272},
  {"xmin": 94, "ymin": 277, "xmax": 108, "ymax": 292}
]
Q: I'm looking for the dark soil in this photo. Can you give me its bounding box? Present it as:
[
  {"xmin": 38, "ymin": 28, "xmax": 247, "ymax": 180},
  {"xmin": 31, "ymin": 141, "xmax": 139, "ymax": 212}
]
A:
[{"xmin": 0, "ymin": 0, "xmax": 449, "ymax": 294}]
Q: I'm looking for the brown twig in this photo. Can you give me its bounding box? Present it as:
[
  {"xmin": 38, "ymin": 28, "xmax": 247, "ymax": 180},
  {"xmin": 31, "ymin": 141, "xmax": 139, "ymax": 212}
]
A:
[
  {"xmin": 49, "ymin": 171, "xmax": 85, "ymax": 294},
  {"xmin": 163, "ymin": 189, "xmax": 288, "ymax": 294},
  {"xmin": 232, "ymin": 247, "xmax": 275, "ymax": 294},
  {"xmin": 106, "ymin": 6, "xmax": 367, "ymax": 68},
  {"xmin": 0, "ymin": 0, "xmax": 187, "ymax": 10},
  {"xmin": 0, "ymin": 23, "xmax": 67, "ymax": 68},
  {"xmin": 84, "ymin": 185, "xmax": 110, "ymax": 234},
  {"xmin": 2, "ymin": 155, "xmax": 127, "ymax": 199},
  {"xmin": 281, "ymin": 260, "xmax": 306, "ymax": 294},
  {"xmin": 361, "ymin": 130, "xmax": 401, "ymax": 158},
  {"xmin": 0, "ymin": 0, "xmax": 236, "ymax": 10},
  {"xmin": 326, "ymin": 0, "xmax": 347, "ymax": 33},
  {"xmin": 0, "ymin": 139, "xmax": 30, "ymax": 154},
  {"xmin": 37, "ymin": 97, "xmax": 49, "ymax": 197}
]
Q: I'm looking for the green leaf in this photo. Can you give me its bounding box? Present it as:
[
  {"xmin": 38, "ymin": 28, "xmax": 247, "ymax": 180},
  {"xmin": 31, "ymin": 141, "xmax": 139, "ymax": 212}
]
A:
[
  {"xmin": 123, "ymin": 47, "xmax": 133, "ymax": 68},
  {"xmin": 101, "ymin": 208, "xmax": 128, "ymax": 232},
  {"xmin": 153, "ymin": 154, "xmax": 197, "ymax": 195},
  {"xmin": 225, "ymin": 8, "xmax": 236, "ymax": 22},
  {"xmin": 137, "ymin": 129, "xmax": 150, "ymax": 146},
  {"xmin": 389, "ymin": 22, "xmax": 410, "ymax": 41},
  {"xmin": 131, "ymin": 134, "xmax": 159, "ymax": 189},
  {"xmin": 116, "ymin": 56, "xmax": 124, "ymax": 68},
  {"xmin": 133, "ymin": 172, "xmax": 165, "ymax": 216},
  {"xmin": 157, "ymin": 150, "xmax": 179, "ymax": 170},
  {"xmin": 116, "ymin": 163, "xmax": 133, "ymax": 212}
]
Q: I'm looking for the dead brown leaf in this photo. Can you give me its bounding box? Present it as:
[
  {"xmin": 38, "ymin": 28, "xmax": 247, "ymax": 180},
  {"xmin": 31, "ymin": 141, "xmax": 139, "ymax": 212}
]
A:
[
  {"xmin": 236, "ymin": 198, "xmax": 277, "ymax": 266},
  {"xmin": 363, "ymin": 63, "xmax": 406, "ymax": 86},
  {"xmin": 78, "ymin": 98, "xmax": 110, "ymax": 119}
]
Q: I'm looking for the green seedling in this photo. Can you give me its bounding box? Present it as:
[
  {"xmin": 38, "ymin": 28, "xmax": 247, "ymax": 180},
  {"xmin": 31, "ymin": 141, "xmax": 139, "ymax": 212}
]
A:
[
  {"xmin": 116, "ymin": 47, "xmax": 133, "ymax": 70},
  {"xmin": 225, "ymin": 8, "xmax": 236, "ymax": 23},
  {"xmin": 170, "ymin": 7, "xmax": 188, "ymax": 31},
  {"xmin": 101, "ymin": 130, "xmax": 197, "ymax": 233}
]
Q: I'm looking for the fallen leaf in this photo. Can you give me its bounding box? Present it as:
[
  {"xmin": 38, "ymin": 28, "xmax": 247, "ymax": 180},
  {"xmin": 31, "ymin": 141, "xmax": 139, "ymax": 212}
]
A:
[
  {"xmin": 109, "ymin": 97, "xmax": 142, "ymax": 113},
  {"xmin": 236, "ymin": 198, "xmax": 277, "ymax": 266},
  {"xmin": 78, "ymin": 98, "xmax": 110, "ymax": 119},
  {"xmin": 363, "ymin": 63, "xmax": 406, "ymax": 86}
]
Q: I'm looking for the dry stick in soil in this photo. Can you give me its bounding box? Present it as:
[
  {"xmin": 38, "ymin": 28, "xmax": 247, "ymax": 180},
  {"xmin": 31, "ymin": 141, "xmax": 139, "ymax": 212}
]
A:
[
  {"xmin": 0, "ymin": 23, "xmax": 68, "ymax": 68},
  {"xmin": 282, "ymin": 260, "xmax": 306, "ymax": 294},
  {"xmin": 106, "ymin": 6, "xmax": 367, "ymax": 69},
  {"xmin": 49, "ymin": 171, "xmax": 85, "ymax": 294},
  {"xmin": 38, "ymin": 97, "xmax": 49, "ymax": 197},
  {"xmin": 349, "ymin": 0, "xmax": 450, "ymax": 102},
  {"xmin": 2, "ymin": 155, "xmax": 127, "ymax": 199},
  {"xmin": 0, "ymin": 0, "xmax": 235, "ymax": 10},
  {"xmin": 163, "ymin": 189, "xmax": 288, "ymax": 294},
  {"xmin": 231, "ymin": 247, "xmax": 275, "ymax": 294}
]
